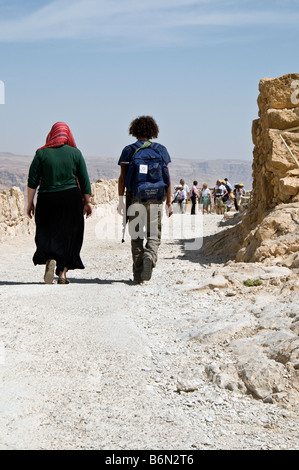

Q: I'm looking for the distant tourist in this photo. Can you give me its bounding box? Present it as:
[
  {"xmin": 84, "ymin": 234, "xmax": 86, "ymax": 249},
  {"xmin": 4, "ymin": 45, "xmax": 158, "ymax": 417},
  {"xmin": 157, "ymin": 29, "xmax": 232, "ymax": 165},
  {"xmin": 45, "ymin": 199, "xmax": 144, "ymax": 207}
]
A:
[
  {"xmin": 233, "ymin": 186, "xmax": 238, "ymax": 210},
  {"xmin": 226, "ymin": 193, "xmax": 233, "ymax": 211},
  {"xmin": 235, "ymin": 184, "xmax": 245, "ymax": 211},
  {"xmin": 224, "ymin": 177, "xmax": 232, "ymax": 190},
  {"xmin": 118, "ymin": 115, "xmax": 173, "ymax": 284},
  {"xmin": 27, "ymin": 122, "xmax": 92, "ymax": 284},
  {"xmin": 190, "ymin": 181, "xmax": 199, "ymax": 215},
  {"xmin": 180, "ymin": 179, "xmax": 190, "ymax": 203},
  {"xmin": 213, "ymin": 179, "xmax": 227, "ymax": 215},
  {"xmin": 222, "ymin": 179, "xmax": 231, "ymax": 212},
  {"xmin": 173, "ymin": 184, "xmax": 187, "ymax": 213},
  {"xmin": 200, "ymin": 183, "xmax": 211, "ymax": 214}
]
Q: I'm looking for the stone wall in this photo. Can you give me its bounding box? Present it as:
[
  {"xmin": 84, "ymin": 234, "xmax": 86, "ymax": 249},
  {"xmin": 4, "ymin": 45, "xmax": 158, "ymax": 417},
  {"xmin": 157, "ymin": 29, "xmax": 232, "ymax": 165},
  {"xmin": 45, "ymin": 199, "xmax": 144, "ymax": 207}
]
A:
[
  {"xmin": 237, "ymin": 73, "xmax": 299, "ymax": 266},
  {"xmin": 0, "ymin": 180, "xmax": 119, "ymax": 240},
  {"xmin": 202, "ymin": 73, "xmax": 299, "ymax": 268},
  {"xmin": 0, "ymin": 187, "xmax": 33, "ymax": 239},
  {"xmin": 248, "ymin": 73, "xmax": 299, "ymax": 225},
  {"xmin": 90, "ymin": 179, "xmax": 118, "ymax": 206},
  {"xmin": 90, "ymin": 179, "xmax": 119, "ymax": 218}
]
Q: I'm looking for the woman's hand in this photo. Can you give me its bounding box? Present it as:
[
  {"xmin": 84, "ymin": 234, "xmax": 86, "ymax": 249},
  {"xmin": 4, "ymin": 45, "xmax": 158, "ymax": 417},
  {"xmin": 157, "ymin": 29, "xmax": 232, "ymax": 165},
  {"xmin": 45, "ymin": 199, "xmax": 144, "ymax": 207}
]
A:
[
  {"xmin": 83, "ymin": 202, "xmax": 93, "ymax": 218},
  {"xmin": 27, "ymin": 187, "xmax": 36, "ymax": 219},
  {"xmin": 27, "ymin": 202, "xmax": 35, "ymax": 219}
]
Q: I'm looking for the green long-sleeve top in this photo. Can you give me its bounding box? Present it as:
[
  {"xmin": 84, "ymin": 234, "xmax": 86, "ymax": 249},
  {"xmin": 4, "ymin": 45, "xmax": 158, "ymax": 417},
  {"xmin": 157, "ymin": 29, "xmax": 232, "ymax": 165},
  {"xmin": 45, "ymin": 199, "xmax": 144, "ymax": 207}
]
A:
[{"xmin": 28, "ymin": 145, "xmax": 91, "ymax": 195}]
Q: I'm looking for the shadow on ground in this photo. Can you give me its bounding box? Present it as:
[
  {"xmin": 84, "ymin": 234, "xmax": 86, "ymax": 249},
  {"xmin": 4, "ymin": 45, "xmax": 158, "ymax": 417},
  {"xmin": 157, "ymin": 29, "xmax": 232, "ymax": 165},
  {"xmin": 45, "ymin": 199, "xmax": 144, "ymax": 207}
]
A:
[{"xmin": 0, "ymin": 278, "xmax": 133, "ymax": 286}]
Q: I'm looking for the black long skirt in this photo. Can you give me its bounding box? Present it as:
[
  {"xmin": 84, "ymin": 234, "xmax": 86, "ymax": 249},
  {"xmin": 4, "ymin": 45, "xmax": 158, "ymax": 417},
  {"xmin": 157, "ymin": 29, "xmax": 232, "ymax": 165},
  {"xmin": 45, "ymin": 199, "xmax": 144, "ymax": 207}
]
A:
[{"xmin": 33, "ymin": 187, "xmax": 85, "ymax": 275}]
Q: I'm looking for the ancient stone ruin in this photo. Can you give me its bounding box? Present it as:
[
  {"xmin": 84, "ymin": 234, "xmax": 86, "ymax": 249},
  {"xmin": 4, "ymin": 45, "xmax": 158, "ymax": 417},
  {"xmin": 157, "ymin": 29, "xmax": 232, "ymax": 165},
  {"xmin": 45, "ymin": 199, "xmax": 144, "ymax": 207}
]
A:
[
  {"xmin": 0, "ymin": 187, "xmax": 33, "ymax": 238},
  {"xmin": 204, "ymin": 73, "xmax": 299, "ymax": 269}
]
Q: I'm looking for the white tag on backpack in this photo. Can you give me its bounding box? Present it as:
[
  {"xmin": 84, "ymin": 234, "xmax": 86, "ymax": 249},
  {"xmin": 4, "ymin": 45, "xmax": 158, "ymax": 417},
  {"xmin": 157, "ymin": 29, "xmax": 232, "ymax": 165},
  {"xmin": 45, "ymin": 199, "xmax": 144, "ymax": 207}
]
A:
[{"xmin": 139, "ymin": 164, "xmax": 148, "ymax": 174}]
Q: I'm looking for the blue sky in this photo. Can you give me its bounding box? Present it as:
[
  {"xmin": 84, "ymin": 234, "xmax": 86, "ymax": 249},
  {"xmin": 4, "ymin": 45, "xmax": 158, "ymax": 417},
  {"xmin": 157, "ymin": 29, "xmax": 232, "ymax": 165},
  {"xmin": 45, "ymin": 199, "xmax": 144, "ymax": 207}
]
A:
[{"xmin": 0, "ymin": 0, "xmax": 298, "ymax": 161}]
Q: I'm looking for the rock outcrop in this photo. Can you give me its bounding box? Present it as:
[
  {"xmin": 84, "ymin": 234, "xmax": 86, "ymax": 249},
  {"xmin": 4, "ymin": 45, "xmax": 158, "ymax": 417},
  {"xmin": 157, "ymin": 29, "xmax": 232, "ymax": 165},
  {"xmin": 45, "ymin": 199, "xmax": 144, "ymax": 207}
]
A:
[
  {"xmin": 186, "ymin": 263, "xmax": 299, "ymax": 403},
  {"xmin": 0, "ymin": 180, "xmax": 119, "ymax": 240},
  {"xmin": 203, "ymin": 73, "xmax": 299, "ymax": 268},
  {"xmin": 91, "ymin": 179, "xmax": 119, "ymax": 220},
  {"xmin": 90, "ymin": 179, "xmax": 118, "ymax": 209},
  {"xmin": 245, "ymin": 73, "xmax": 299, "ymax": 219},
  {"xmin": 0, "ymin": 187, "xmax": 33, "ymax": 239}
]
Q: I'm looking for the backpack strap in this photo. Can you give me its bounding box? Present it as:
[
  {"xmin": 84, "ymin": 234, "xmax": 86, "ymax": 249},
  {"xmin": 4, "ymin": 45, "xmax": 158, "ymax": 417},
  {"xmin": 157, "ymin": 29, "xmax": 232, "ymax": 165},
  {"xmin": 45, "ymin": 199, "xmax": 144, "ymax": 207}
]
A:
[
  {"xmin": 133, "ymin": 140, "xmax": 152, "ymax": 155},
  {"xmin": 151, "ymin": 142, "xmax": 160, "ymax": 151},
  {"xmin": 127, "ymin": 141, "xmax": 143, "ymax": 163},
  {"xmin": 130, "ymin": 141, "xmax": 142, "ymax": 152}
]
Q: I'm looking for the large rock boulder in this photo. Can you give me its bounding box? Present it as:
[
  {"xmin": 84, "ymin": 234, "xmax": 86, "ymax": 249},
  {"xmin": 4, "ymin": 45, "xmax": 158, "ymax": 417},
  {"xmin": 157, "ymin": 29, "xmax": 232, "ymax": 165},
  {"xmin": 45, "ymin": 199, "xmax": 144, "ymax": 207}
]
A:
[
  {"xmin": 90, "ymin": 179, "xmax": 118, "ymax": 206},
  {"xmin": 0, "ymin": 187, "xmax": 33, "ymax": 239},
  {"xmin": 202, "ymin": 73, "xmax": 299, "ymax": 268},
  {"xmin": 236, "ymin": 202, "xmax": 299, "ymax": 267},
  {"xmin": 90, "ymin": 179, "xmax": 119, "ymax": 218}
]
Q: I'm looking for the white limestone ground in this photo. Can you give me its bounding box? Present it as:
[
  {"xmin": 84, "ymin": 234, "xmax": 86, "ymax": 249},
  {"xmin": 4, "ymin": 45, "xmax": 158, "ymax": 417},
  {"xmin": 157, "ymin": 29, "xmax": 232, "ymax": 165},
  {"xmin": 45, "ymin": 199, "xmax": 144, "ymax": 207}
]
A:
[{"xmin": 0, "ymin": 208, "xmax": 298, "ymax": 450}]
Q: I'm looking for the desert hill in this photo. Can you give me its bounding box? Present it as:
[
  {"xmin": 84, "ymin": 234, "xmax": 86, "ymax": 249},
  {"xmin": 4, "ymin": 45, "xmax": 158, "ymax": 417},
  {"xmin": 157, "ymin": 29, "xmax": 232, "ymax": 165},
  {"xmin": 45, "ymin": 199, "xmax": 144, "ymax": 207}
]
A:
[{"xmin": 0, "ymin": 151, "xmax": 253, "ymax": 194}]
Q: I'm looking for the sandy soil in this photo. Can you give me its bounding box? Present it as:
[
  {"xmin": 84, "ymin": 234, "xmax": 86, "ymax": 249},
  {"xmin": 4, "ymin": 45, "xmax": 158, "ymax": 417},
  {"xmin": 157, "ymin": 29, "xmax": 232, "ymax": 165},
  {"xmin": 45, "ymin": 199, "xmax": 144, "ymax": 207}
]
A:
[{"xmin": 0, "ymin": 208, "xmax": 298, "ymax": 450}]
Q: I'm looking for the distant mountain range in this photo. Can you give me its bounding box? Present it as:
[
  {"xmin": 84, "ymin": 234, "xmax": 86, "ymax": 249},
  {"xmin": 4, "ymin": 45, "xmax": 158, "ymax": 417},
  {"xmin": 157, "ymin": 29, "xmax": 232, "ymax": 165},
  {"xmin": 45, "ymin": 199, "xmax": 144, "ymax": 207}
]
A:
[{"xmin": 0, "ymin": 152, "xmax": 253, "ymax": 194}]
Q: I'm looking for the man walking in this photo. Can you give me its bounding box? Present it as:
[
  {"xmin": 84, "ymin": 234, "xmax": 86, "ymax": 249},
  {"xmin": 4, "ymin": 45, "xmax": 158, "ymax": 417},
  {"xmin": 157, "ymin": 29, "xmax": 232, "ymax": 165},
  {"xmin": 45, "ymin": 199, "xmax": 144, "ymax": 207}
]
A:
[{"xmin": 118, "ymin": 116, "xmax": 173, "ymax": 283}]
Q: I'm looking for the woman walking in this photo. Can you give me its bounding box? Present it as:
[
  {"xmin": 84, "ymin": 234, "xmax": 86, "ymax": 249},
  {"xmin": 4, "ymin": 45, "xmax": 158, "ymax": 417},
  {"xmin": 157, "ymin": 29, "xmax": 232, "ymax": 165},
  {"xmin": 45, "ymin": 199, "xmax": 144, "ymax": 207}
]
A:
[{"xmin": 27, "ymin": 122, "xmax": 92, "ymax": 284}]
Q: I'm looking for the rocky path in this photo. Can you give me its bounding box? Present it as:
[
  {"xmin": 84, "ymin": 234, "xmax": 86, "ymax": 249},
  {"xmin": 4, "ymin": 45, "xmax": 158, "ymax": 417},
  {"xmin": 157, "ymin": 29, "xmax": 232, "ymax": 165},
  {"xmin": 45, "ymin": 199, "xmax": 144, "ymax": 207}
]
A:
[{"xmin": 0, "ymin": 210, "xmax": 298, "ymax": 450}]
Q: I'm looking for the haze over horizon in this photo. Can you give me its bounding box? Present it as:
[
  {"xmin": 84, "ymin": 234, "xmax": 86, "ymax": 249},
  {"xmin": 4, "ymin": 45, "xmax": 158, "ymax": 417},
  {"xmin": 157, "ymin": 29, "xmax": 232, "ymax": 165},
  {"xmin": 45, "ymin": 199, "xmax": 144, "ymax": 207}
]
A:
[
  {"xmin": 0, "ymin": 1, "xmax": 298, "ymax": 162},
  {"xmin": 0, "ymin": 150, "xmax": 253, "ymax": 193}
]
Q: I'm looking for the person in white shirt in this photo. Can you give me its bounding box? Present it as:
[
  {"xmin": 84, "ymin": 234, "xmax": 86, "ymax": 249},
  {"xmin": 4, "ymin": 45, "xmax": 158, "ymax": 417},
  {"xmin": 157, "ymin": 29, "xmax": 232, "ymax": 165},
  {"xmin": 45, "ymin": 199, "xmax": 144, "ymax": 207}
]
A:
[
  {"xmin": 173, "ymin": 185, "xmax": 187, "ymax": 213},
  {"xmin": 180, "ymin": 179, "xmax": 190, "ymax": 204},
  {"xmin": 200, "ymin": 183, "xmax": 211, "ymax": 214}
]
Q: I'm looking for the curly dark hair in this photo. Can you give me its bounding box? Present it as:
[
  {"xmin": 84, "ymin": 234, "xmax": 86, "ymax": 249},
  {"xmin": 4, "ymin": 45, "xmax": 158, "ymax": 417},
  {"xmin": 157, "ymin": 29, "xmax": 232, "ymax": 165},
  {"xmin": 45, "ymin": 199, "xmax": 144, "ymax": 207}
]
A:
[{"xmin": 129, "ymin": 116, "xmax": 159, "ymax": 139}]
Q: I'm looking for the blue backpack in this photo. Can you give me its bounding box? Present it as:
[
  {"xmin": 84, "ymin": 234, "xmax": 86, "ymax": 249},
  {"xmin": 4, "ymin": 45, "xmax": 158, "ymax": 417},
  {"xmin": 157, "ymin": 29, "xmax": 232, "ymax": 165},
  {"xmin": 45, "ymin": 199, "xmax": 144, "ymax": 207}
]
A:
[{"xmin": 125, "ymin": 141, "xmax": 170, "ymax": 203}]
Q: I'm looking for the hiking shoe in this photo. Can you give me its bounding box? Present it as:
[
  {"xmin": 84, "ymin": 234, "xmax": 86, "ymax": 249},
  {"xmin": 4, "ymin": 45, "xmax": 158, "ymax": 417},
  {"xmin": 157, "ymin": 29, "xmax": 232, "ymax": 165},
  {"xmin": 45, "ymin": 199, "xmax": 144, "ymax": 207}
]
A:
[
  {"xmin": 44, "ymin": 260, "xmax": 56, "ymax": 284},
  {"xmin": 141, "ymin": 257, "xmax": 153, "ymax": 282}
]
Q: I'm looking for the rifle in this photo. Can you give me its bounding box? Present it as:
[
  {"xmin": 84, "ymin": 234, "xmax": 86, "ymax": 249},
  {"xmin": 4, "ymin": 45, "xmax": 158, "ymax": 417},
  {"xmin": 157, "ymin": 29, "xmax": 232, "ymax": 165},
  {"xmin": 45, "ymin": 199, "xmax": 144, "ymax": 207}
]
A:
[{"xmin": 121, "ymin": 191, "xmax": 131, "ymax": 243}]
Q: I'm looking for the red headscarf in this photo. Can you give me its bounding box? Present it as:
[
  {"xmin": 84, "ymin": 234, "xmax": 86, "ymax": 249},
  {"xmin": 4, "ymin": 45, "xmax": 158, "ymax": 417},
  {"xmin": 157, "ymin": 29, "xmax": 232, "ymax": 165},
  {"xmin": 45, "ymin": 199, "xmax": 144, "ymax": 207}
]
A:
[{"xmin": 38, "ymin": 122, "xmax": 77, "ymax": 150}]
